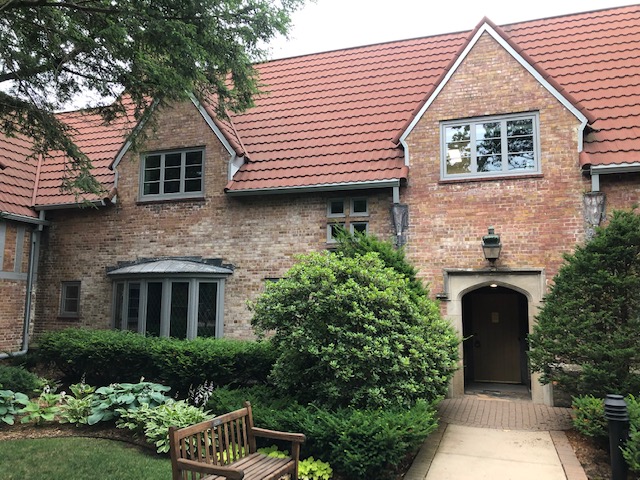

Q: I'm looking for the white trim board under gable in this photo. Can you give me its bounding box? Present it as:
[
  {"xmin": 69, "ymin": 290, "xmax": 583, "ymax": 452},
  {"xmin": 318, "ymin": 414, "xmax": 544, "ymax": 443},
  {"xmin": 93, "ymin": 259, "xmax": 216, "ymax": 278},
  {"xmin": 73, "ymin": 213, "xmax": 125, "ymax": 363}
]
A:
[
  {"xmin": 399, "ymin": 22, "xmax": 589, "ymax": 166},
  {"xmin": 111, "ymin": 95, "xmax": 238, "ymax": 170},
  {"xmin": 189, "ymin": 95, "xmax": 246, "ymax": 181}
]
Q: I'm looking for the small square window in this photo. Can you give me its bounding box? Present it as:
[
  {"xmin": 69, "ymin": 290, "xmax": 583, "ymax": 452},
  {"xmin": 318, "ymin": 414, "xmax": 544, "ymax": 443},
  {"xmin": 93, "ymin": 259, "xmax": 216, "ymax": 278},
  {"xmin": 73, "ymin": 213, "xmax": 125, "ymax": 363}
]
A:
[
  {"xmin": 327, "ymin": 223, "xmax": 346, "ymax": 242},
  {"xmin": 351, "ymin": 198, "xmax": 368, "ymax": 216},
  {"xmin": 60, "ymin": 281, "xmax": 81, "ymax": 317},
  {"xmin": 327, "ymin": 199, "xmax": 345, "ymax": 217},
  {"xmin": 351, "ymin": 222, "xmax": 369, "ymax": 235}
]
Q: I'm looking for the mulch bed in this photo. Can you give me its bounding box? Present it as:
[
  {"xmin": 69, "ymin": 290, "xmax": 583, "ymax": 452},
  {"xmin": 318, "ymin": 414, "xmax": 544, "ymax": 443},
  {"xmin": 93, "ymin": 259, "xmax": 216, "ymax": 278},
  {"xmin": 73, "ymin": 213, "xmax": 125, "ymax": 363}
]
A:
[{"xmin": 565, "ymin": 429, "xmax": 639, "ymax": 480}]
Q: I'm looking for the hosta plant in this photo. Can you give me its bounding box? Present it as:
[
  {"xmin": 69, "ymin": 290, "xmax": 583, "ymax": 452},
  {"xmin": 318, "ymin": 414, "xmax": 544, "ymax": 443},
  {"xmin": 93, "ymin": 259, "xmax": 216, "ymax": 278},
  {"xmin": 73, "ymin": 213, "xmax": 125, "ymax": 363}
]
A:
[
  {"xmin": 88, "ymin": 380, "xmax": 171, "ymax": 425},
  {"xmin": 116, "ymin": 400, "xmax": 210, "ymax": 453},
  {"xmin": 0, "ymin": 389, "xmax": 29, "ymax": 425}
]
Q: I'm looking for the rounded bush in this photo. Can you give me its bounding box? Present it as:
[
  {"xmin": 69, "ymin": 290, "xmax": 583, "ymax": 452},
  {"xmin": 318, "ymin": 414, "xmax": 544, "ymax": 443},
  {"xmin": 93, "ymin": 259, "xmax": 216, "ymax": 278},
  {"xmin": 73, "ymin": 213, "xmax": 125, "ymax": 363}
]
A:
[
  {"xmin": 250, "ymin": 250, "xmax": 459, "ymax": 409},
  {"xmin": 0, "ymin": 364, "xmax": 44, "ymax": 395}
]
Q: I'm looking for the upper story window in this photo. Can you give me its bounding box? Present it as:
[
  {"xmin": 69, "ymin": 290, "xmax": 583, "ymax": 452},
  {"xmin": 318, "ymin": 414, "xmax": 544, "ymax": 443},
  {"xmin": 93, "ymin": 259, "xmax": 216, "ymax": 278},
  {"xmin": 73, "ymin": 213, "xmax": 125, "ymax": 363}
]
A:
[
  {"xmin": 140, "ymin": 149, "xmax": 204, "ymax": 200},
  {"xmin": 441, "ymin": 113, "xmax": 540, "ymax": 180}
]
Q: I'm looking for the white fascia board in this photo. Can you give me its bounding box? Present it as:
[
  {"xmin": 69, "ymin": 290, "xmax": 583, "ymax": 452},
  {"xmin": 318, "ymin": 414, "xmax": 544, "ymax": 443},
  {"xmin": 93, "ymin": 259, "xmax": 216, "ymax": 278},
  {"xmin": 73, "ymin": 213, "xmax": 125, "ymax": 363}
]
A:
[
  {"xmin": 189, "ymin": 94, "xmax": 235, "ymax": 156},
  {"xmin": 34, "ymin": 199, "xmax": 105, "ymax": 211},
  {"xmin": 111, "ymin": 99, "xmax": 160, "ymax": 170},
  {"xmin": 399, "ymin": 23, "xmax": 589, "ymax": 165},
  {"xmin": 226, "ymin": 179, "xmax": 400, "ymax": 196},
  {"xmin": 591, "ymin": 162, "xmax": 640, "ymax": 174},
  {"xmin": 0, "ymin": 212, "xmax": 50, "ymax": 226}
]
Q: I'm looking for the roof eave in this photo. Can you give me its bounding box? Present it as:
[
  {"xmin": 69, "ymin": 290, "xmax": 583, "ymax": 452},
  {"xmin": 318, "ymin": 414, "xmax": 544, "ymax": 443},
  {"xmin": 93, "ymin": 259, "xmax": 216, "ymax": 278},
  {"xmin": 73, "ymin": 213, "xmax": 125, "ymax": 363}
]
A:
[
  {"xmin": 591, "ymin": 162, "xmax": 640, "ymax": 175},
  {"xmin": 0, "ymin": 211, "xmax": 50, "ymax": 226},
  {"xmin": 225, "ymin": 179, "xmax": 402, "ymax": 196}
]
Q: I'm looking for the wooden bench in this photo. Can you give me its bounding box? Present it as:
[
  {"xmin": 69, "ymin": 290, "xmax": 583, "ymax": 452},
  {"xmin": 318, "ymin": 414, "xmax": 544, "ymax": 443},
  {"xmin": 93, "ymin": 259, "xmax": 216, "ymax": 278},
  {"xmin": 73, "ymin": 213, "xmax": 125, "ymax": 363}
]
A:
[{"xmin": 169, "ymin": 401, "xmax": 306, "ymax": 480}]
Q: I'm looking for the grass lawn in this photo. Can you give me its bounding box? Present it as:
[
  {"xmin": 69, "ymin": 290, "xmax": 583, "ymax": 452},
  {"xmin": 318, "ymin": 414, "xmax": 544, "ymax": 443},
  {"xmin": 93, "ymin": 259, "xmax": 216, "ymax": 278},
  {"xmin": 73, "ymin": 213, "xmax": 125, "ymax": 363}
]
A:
[{"xmin": 0, "ymin": 437, "xmax": 172, "ymax": 479}]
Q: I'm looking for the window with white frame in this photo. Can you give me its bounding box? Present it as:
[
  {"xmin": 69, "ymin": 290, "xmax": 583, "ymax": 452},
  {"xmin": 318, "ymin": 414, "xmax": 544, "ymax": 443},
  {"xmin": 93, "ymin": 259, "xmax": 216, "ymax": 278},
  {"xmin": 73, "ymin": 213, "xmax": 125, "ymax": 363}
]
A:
[
  {"xmin": 441, "ymin": 113, "xmax": 539, "ymax": 180},
  {"xmin": 140, "ymin": 149, "xmax": 204, "ymax": 200},
  {"xmin": 112, "ymin": 278, "xmax": 224, "ymax": 339},
  {"xmin": 60, "ymin": 281, "xmax": 80, "ymax": 317},
  {"xmin": 326, "ymin": 197, "xmax": 369, "ymax": 242}
]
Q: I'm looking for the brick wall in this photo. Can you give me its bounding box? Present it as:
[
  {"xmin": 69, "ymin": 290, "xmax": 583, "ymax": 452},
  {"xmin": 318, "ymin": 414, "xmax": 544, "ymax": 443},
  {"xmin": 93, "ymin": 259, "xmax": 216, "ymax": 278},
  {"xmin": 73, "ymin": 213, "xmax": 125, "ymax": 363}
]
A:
[
  {"xmin": 0, "ymin": 220, "xmax": 34, "ymax": 353},
  {"xmin": 402, "ymin": 32, "xmax": 589, "ymax": 297},
  {"xmin": 35, "ymin": 100, "xmax": 395, "ymax": 339}
]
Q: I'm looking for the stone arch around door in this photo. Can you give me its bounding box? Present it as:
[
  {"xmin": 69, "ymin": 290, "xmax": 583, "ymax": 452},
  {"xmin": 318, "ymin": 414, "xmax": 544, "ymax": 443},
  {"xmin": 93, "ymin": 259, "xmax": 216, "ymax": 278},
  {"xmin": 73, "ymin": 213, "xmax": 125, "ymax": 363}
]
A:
[{"xmin": 441, "ymin": 269, "xmax": 554, "ymax": 405}]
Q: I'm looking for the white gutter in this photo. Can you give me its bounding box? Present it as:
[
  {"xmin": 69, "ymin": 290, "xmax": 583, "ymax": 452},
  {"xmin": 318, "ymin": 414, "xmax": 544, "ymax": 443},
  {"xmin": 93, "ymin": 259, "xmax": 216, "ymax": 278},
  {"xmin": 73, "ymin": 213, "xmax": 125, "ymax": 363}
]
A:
[
  {"xmin": 0, "ymin": 212, "xmax": 50, "ymax": 226},
  {"xmin": 0, "ymin": 211, "xmax": 44, "ymax": 359},
  {"xmin": 226, "ymin": 179, "xmax": 401, "ymax": 196}
]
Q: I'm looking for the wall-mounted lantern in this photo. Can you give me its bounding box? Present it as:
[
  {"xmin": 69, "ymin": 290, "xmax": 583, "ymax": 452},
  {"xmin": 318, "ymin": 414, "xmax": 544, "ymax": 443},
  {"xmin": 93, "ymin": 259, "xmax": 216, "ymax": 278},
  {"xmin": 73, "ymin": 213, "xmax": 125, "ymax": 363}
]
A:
[{"xmin": 481, "ymin": 226, "xmax": 502, "ymax": 264}]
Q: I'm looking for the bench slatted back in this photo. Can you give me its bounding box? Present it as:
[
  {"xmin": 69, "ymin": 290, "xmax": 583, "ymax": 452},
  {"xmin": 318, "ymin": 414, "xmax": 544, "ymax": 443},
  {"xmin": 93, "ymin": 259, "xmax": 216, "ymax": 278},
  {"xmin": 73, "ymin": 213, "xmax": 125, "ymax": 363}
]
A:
[{"xmin": 171, "ymin": 404, "xmax": 255, "ymax": 479}]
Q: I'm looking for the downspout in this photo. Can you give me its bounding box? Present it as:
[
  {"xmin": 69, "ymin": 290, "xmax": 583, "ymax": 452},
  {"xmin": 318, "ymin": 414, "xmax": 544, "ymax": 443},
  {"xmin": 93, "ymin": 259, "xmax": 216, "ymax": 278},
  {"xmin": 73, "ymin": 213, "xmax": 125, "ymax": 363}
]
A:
[{"xmin": 0, "ymin": 211, "xmax": 43, "ymax": 359}]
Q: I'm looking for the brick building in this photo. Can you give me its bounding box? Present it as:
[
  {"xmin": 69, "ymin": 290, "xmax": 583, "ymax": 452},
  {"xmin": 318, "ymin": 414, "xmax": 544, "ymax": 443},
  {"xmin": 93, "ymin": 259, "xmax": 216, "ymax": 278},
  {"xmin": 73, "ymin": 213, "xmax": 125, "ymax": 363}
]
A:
[{"xmin": 2, "ymin": 5, "xmax": 640, "ymax": 405}]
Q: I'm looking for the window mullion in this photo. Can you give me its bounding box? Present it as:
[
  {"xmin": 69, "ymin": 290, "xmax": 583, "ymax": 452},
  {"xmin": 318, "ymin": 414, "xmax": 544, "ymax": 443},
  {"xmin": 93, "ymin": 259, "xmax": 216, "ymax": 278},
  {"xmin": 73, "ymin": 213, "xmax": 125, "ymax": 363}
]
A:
[
  {"xmin": 161, "ymin": 279, "xmax": 171, "ymax": 337},
  {"xmin": 501, "ymin": 119, "xmax": 508, "ymax": 172},
  {"xmin": 121, "ymin": 282, "xmax": 129, "ymax": 331},
  {"xmin": 187, "ymin": 279, "xmax": 198, "ymax": 340},
  {"xmin": 159, "ymin": 153, "xmax": 166, "ymax": 195},
  {"xmin": 180, "ymin": 152, "xmax": 187, "ymax": 194},
  {"xmin": 470, "ymin": 123, "xmax": 477, "ymax": 173},
  {"xmin": 139, "ymin": 280, "xmax": 147, "ymax": 335},
  {"xmin": 216, "ymin": 280, "xmax": 225, "ymax": 338}
]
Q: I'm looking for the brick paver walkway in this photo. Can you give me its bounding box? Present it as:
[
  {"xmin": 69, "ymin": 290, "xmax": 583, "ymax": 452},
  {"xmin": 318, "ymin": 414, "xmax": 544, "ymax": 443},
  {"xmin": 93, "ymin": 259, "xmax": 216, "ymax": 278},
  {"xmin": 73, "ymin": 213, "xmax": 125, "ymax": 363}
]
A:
[
  {"xmin": 438, "ymin": 396, "xmax": 574, "ymax": 431},
  {"xmin": 404, "ymin": 395, "xmax": 586, "ymax": 480}
]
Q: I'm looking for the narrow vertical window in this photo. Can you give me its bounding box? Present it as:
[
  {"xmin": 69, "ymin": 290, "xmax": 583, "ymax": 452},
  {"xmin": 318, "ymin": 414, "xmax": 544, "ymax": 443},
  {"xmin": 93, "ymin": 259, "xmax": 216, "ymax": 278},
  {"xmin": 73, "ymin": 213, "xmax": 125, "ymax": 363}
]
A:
[{"xmin": 60, "ymin": 281, "xmax": 81, "ymax": 317}]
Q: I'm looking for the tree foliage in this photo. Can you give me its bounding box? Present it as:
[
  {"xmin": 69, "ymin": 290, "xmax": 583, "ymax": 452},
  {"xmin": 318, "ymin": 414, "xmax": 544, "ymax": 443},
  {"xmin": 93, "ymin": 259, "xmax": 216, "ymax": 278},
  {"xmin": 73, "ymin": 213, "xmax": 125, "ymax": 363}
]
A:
[
  {"xmin": 528, "ymin": 209, "xmax": 640, "ymax": 398},
  {"xmin": 0, "ymin": 0, "xmax": 304, "ymax": 194},
  {"xmin": 250, "ymin": 250, "xmax": 459, "ymax": 409}
]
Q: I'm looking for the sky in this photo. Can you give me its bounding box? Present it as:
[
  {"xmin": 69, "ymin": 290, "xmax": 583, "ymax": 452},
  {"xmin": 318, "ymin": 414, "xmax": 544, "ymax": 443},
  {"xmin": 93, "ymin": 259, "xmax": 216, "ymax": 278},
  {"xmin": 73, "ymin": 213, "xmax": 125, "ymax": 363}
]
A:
[{"xmin": 266, "ymin": 0, "xmax": 640, "ymax": 59}]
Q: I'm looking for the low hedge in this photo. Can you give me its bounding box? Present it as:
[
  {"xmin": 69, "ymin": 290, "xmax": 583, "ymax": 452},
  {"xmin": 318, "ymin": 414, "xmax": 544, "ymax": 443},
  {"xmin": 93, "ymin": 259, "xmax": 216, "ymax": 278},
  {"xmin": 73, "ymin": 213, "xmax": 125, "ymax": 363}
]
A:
[
  {"xmin": 36, "ymin": 329, "xmax": 276, "ymax": 395},
  {"xmin": 207, "ymin": 386, "xmax": 439, "ymax": 480}
]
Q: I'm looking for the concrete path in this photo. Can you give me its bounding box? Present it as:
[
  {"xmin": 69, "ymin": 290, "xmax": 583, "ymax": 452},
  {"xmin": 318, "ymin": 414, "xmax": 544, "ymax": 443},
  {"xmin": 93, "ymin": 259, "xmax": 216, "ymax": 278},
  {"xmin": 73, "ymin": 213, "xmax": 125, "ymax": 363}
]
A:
[{"xmin": 404, "ymin": 395, "xmax": 588, "ymax": 480}]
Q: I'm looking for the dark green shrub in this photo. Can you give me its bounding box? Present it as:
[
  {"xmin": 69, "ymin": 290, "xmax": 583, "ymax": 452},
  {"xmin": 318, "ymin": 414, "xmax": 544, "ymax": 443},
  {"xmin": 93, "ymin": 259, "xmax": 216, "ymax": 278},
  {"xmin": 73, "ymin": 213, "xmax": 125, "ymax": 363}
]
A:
[
  {"xmin": 251, "ymin": 250, "xmax": 459, "ymax": 409},
  {"xmin": 623, "ymin": 395, "xmax": 640, "ymax": 473},
  {"xmin": 336, "ymin": 231, "xmax": 429, "ymax": 301},
  {"xmin": 571, "ymin": 395, "xmax": 607, "ymax": 440},
  {"xmin": 206, "ymin": 386, "xmax": 438, "ymax": 480},
  {"xmin": 529, "ymin": 209, "xmax": 640, "ymax": 398},
  {"xmin": 0, "ymin": 364, "xmax": 45, "ymax": 396},
  {"xmin": 36, "ymin": 329, "xmax": 276, "ymax": 394}
]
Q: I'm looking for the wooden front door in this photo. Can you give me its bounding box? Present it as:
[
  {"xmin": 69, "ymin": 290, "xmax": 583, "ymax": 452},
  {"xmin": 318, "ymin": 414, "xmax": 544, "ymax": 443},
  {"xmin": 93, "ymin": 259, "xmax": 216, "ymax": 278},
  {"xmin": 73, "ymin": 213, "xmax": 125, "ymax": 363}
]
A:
[{"xmin": 471, "ymin": 292, "xmax": 521, "ymax": 383}]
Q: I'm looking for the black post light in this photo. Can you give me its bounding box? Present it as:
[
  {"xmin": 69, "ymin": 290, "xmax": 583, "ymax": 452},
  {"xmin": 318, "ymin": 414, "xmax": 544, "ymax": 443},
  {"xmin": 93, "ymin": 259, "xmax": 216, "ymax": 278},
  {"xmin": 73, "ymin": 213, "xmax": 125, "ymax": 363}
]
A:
[
  {"xmin": 481, "ymin": 226, "xmax": 502, "ymax": 264},
  {"xmin": 604, "ymin": 394, "xmax": 630, "ymax": 480}
]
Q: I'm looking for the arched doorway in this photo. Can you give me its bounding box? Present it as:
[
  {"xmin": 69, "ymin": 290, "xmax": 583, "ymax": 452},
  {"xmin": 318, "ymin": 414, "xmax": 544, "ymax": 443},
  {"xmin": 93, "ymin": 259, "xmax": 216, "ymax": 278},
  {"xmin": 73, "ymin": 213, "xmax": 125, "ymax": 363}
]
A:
[{"xmin": 462, "ymin": 286, "xmax": 530, "ymax": 394}]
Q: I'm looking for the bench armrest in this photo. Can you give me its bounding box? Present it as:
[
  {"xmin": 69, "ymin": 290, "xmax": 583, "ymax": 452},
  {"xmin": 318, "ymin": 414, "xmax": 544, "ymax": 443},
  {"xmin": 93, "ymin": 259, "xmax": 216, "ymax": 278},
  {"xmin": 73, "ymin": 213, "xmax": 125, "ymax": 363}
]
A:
[
  {"xmin": 176, "ymin": 458, "xmax": 244, "ymax": 479},
  {"xmin": 252, "ymin": 427, "xmax": 306, "ymax": 444}
]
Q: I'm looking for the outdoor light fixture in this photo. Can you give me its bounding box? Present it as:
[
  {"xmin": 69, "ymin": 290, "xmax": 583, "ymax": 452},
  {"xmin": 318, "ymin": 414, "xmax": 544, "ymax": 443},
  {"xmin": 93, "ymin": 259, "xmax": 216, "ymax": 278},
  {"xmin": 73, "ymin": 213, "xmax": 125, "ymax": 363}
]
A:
[{"xmin": 481, "ymin": 226, "xmax": 502, "ymax": 264}]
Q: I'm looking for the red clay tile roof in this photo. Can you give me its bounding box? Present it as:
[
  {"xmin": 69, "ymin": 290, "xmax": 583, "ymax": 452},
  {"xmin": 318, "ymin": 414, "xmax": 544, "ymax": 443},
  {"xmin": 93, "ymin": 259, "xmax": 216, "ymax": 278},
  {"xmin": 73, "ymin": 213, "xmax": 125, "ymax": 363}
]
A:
[
  {"xmin": 2, "ymin": 4, "xmax": 640, "ymax": 210},
  {"xmin": 0, "ymin": 132, "xmax": 39, "ymax": 218},
  {"xmin": 222, "ymin": 4, "xmax": 640, "ymax": 192},
  {"xmin": 501, "ymin": 5, "xmax": 640, "ymax": 167},
  {"xmin": 34, "ymin": 105, "xmax": 136, "ymax": 208}
]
